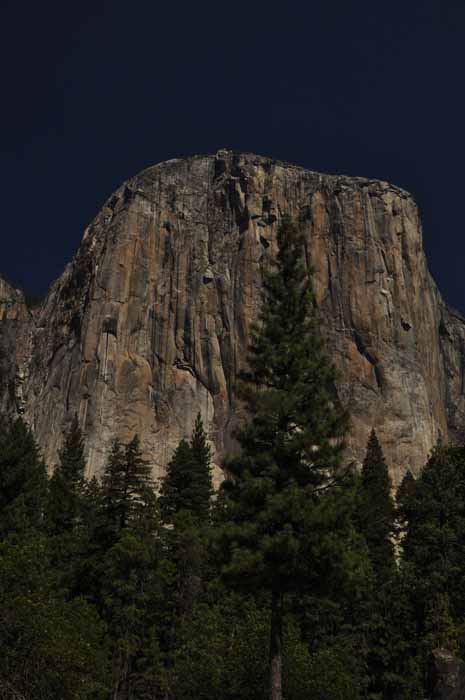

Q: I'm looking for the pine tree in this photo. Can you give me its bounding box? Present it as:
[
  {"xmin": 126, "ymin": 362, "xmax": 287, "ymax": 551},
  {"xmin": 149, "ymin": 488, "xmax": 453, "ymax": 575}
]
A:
[
  {"xmin": 122, "ymin": 435, "xmax": 156, "ymax": 530},
  {"xmin": 159, "ymin": 439, "xmax": 193, "ymax": 523},
  {"xmin": 217, "ymin": 216, "xmax": 348, "ymax": 700},
  {"xmin": 47, "ymin": 415, "xmax": 87, "ymax": 535},
  {"xmin": 396, "ymin": 469, "xmax": 416, "ymax": 535},
  {"xmin": 90, "ymin": 436, "xmax": 160, "ymax": 700},
  {"xmin": 399, "ymin": 443, "xmax": 465, "ymax": 682},
  {"xmin": 423, "ymin": 591, "xmax": 459, "ymax": 656},
  {"xmin": 158, "ymin": 417, "xmax": 214, "ymax": 675},
  {"xmin": 159, "ymin": 415, "xmax": 213, "ymax": 524},
  {"xmin": 0, "ymin": 534, "xmax": 109, "ymax": 698},
  {"xmin": 401, "ymin": 444, "xmax": 465, "ymax": 617},
  {"xmin": 100, "ymin": 440, "xmax": 126, "ymax": 535},
  {"xmin": 100, "ymin": 435, "xmax": 154, "ymax": 534},
  {"xmin": 358, "ymin": 430, "xmax": 396, "ymax": 576},
  {"xmin": 189, "ymin": 413, "xmax": 213, "ymax": 522},
  {"xmin": 0, "ymin": 417, "xmax": 47, "ymax": 536}
]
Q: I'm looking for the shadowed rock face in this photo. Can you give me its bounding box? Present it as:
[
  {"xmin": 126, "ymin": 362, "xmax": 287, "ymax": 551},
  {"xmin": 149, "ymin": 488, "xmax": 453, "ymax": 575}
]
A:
[
  {"xmin": 0, "ymin": 277, "xmax": 31, "ymax": 417},
  {"xmin": 1, "ymin": 150, "xmax": 465, "ymax": 484}
]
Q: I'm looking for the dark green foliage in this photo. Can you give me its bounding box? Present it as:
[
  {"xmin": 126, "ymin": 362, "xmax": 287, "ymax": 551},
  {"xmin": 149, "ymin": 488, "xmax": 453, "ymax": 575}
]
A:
[
  {"xmin": 398, "ymin": 443, "xmax": 465, "ymax": 686},
  {"xmin": 159, "ymin": 438, "xmax": 194, "ymax": 522},
  {"xmin": 159, "ymin": 413, "xmax": 213, "ymax": 524},
  {"xmin": 157, "ymin": 416, "xmax": 214, "ymax": 682},
  {"xmin": 363, "ymin": 569, "xmax": 423, "ymax": 700},
  {"xmin": 189, "ymin": 412, "xmax": 213, "ymax": 522},
  {"xmin": 100, "ymin": 435, "xmax": 155, "ymax": 536},
  {"xmin": 396, "ymin": 469, "xmax": 416, "ymax": 534},
  {"xmin": 354, "ymin": 433, "xmax": 422, "ymax": 700},
  {"xmin": 171, "ymin": 591, "xmax": 367, "ymax": 700},
  {"xmin": 0, "ymin": 534, "xmax": 109, "ymax": 699},
  {"xmin": 217, "ymin": 216, "xmax": 349, "ymax": 698},
  {"xmin": 47, "ymin": 414, "xmax": 87, "ymax": 535},
  {"xmin": 423, "ymin": 591, "xmax": 459, "ymax": 656},
  {"xmin": 219, "ymin": 216, "xmax": 348, "ymax": 593},
  {"xmin": 83, "ymin": 435, "xmax": 162, "ymax": 699},
  {"xmin": 0, "ymin": 417, "xmax": 47, "ymax": 536},
  {"xmin": 100, "ymin": 530, "xmax": 163, "ymax": 700},
  {"xmin": 402, "ymin": 444, "xmax": 465, "ymax": 619},
  {"xmin": 6, "ymin": 247, "xmax": 465, "ymax": 699},
  {"xmin": 358, "ymin": 430, "xmax": 396, "ymax": 577}
]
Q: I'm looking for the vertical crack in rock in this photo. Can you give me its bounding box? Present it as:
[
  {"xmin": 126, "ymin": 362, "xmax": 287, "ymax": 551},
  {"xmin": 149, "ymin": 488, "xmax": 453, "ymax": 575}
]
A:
[{"xmin": 0, "ymin": 151, "xmax": 464, "ymax": 487}]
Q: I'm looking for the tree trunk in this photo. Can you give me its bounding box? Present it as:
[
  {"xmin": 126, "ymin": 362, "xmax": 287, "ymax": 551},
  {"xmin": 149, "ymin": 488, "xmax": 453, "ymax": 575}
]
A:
[{"xmin": 269, "ymin": 588, "xmax": 283, "ymax": 700}]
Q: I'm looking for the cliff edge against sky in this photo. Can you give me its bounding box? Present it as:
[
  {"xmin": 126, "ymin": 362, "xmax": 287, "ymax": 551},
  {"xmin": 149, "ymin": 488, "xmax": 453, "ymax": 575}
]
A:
[{"xmin": 2, "ymin": 150, "xmax": 465, "ymax": 485}]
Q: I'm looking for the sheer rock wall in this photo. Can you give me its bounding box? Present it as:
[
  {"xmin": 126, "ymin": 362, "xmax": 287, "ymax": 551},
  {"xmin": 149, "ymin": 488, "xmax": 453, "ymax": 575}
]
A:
[
  {"xmin": 2, "ymin": 151, "xmax": 465, "ymax": 485},
  {"xmin": 0, "ymin": 277, "xmax": 32, "ymax": 417}
]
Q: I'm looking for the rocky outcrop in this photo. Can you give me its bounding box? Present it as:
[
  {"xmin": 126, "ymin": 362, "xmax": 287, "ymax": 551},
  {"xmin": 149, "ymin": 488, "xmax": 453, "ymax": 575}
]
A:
[
  {"xmin": 0, "ymin": 276, "xmax": 31, "ymax": 417},
  {"xmin": 1, "ymin": 150, "xmax": 465, "ymax": 484}
]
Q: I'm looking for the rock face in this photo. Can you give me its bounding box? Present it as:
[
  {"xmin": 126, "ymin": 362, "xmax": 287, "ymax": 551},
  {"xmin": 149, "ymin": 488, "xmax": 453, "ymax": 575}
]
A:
[
  {"xmin": 0, "ymin": 276, "xmax": 31, "ymax": 417},
  {"xmin": 2, "ymin": 150, "xmax": 465, "ymax": 484}
]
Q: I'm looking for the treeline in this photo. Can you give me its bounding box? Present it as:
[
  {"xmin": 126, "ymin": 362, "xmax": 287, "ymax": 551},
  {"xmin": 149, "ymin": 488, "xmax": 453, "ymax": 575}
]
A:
[{"xmin": 1, "ymin": 218, "xmax": 465, "ymax": 700}]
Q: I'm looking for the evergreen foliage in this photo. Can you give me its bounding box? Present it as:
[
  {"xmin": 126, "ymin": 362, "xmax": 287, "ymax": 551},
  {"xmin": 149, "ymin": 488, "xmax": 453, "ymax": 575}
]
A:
[
  {"xmin": 217, "ymin": 216, "xmax": 348, "ymax": 699},
  {"xmin": 5, "ymin": 239, "xmax": 465, "ymax": 699},
  {"xmin": 402, "ymin": 444, "xmax": 465, "ymax": 619},
  {"xmin": 159, "ymin": 439, "xmax": 194, "ymax": 522},
  {"xmin": 100, "ymin": 435, "xmax": 155, "ymax": 535},
  {"xmin": 358, "ymin": 430, "xmax": 396, "ymax": 576},
  {"xmin": 159, "ymin": 413, "xmax": 213, "ymax": 524},
  {"xmin": 0, "ymin": 417, "xmax": 47, "ymax": 536},
  {"xmin": 396, "ymin": 469, "xmax": 416, "ymax": 534},
  {"xmin": 47, "ymin": 414, "xmax": 87, "ymax": 534},
  {"xmin": 0, "ymin": 534, "xmax": 109, "ymax": 698},
  {"xmin": 189, "ymin": 413, "xmax": 213, "ymax": 522}
]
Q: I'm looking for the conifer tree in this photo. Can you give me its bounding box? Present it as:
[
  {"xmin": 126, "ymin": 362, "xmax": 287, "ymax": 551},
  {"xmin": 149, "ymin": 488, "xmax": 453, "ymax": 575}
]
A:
[
  {"xmin": 0, "ymin": 417, "xmax": 47, "ymax": 536},
  {"xmin": 396, "ymin": 469, "xmax": 416, "ymax": 535},
  {"xmin": 159, "ymin": 415, "xmax": 213, "ymax": 524},
  {"xmin": 159, "ymin": 439, "xmax": 193, "ymax": 523},
  {"xmin": 47, "ymin": 415, "xmax": 87, "ymax": 535},
  {"xmin": 217, "ymin": 216, "xmax": 348, "ymax": 700},
  {"xmin": 100, "ymin": 439, "xmax": 126, "ymax": 535},
  {"xmin": 89, "ymin": 436, "xmax": 160, "ymax": 700},
  {"xmin": 100, "ymin": 435, "xmax": 154, "ymax": 534},
  {"xmin": 358, "ymin": 430, "xmax": 395, "ymax": 576},
  {"xmin": 158, "ymin": 417, "xmax": 214, "ymax": 671},
  {"xmin": 401, "ymin": 443, "xmax": 465, "ymax": 656},
  {"xmin": 189, "ymin": 413, "xmax": 213, "ymax": 522}
]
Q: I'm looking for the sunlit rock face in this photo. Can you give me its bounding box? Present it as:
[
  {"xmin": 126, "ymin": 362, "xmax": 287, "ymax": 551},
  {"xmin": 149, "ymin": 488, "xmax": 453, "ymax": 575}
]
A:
[{"xmin": 2, "ymin": 151, "xmax": 465, "ymax": 485}]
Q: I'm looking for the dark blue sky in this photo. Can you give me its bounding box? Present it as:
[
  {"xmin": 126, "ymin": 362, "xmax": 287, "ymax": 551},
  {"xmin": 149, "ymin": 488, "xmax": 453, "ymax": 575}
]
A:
[{"xmin": 2, "ymin": 0, "xmax": 464, "ymax": 310}]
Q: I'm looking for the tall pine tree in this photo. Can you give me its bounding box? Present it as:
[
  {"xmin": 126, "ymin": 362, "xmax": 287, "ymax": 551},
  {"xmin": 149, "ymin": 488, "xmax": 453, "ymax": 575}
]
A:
[
  {"xmin": 189, "ymin": 413, "xmax": 213, "ymax": 522},
  {"xmin": 47, "ymin": 414, "xmax": 87, "ymax": 535},
  {"xmin": 90, "ymin": 436, "xmax": 160, "ymax": 700},
  {"xmin": 396, "ymin": 469, "xmax": 416, "ymax": 536},
  {"xmin": 159, "ymin": 439, "xmax": 193, "ymax": 523},
  {"xmin": 358, "ymin": 429, "xmax": 395, "ymax": 577},
  {"xmin": 100, "ymin": 435, "xmax": 155, "ymax": 535},
  {"xmin": 0, "ymin": 417, "xmax": 47, "ymax": 536},
  {"xmin": 218, "ymin": 216, "xmax": 348, "ymax": 700},
  {"xmin": 159, "ymin": 414, "xmax": 213, "ymax": 524}
]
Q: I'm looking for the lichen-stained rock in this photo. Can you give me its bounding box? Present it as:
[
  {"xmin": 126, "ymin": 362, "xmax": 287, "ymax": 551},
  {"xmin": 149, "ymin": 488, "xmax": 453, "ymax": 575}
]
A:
[
  {"xmin": 4, "ymin": 150, "xmax": 465, "ymax": 484},
  {"xmin": 0, "ymin": 276, "xmax": 32, "ymax": 416}
]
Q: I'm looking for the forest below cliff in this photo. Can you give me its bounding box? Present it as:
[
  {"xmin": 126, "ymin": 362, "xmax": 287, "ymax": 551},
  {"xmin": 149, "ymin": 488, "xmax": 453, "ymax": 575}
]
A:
[{"xmin": 1, "ymin": 220, "xmax": 465, "ymax": 700}]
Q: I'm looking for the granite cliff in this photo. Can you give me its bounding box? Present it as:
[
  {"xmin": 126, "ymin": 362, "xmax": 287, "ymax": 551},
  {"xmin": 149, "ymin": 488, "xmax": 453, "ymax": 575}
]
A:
[
  {"xmin": 0, "ymin": 277, "xmax": 31, "ymax": 418},
  {"xmin": 2, "ymin": 150, "xmax": 465, "ymax": 485}
]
